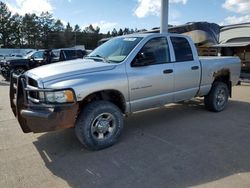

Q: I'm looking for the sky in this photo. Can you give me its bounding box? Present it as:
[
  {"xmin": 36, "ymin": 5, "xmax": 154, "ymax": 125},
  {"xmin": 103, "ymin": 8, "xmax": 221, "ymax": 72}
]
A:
[{"xmin": 4, "ymin": 0, "xmax": 250, "ymax": 33}]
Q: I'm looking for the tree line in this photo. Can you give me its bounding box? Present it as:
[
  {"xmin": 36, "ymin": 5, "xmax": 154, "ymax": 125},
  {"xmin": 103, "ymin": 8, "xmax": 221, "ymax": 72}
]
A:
[{"xmin": 0, "ymin": 1, "xmax": 141, "ymax": 49}]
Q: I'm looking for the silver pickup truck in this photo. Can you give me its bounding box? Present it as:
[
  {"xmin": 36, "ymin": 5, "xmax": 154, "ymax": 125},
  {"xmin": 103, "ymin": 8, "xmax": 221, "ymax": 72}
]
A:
[{"xmin": 10, "ymin": 33, "xmax": 240, "ymax": 150}]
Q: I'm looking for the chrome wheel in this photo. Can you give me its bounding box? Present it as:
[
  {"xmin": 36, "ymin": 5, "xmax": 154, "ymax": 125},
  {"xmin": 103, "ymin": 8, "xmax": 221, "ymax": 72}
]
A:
[
  {"xmin": 91, "ymin": 113, "xmax": 116, "ymax": 140},
  {"xmin": 216, "ymin": 88, "xmax": 226, "ymax": 107},
  {"xmin": 75, "ymin": 101, "xmax": 124, "ymax": 150},
  {"xmin": 204, "ymin": 82, "xmax": 229, "ymax": 112}
]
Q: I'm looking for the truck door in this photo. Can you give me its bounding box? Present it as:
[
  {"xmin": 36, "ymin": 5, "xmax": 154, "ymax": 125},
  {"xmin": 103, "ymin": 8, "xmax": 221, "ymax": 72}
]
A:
[
  {"xmin": 127, "ymin": 37, "xmax": 174, "ymax": 112},
  {"xmin": 170, "ymin": 36, "xmax": 201, "ymax": 102}
]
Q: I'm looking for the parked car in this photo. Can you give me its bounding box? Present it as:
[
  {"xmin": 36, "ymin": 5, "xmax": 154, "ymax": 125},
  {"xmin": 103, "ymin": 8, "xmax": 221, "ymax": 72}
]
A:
[
  {"xmin": 0, "ymin": 53, "xmax": 24, "ymax": 68},
  {"xmin": 10, "ymin": 33, "xmax": 240, "ymax": 150},
  {"xmin": 1, "ymin": 48, "xmax": 86, "ymax": 80},
  {"xmin": 0, "ymin": 50, "xmax": 45, "ymax": 80}
]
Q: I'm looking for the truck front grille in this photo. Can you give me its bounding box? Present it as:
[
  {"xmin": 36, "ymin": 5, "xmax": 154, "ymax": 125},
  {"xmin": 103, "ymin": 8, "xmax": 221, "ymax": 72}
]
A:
[
  {"xmin": 10, "ymin": 74, "xmax": 76, "ymax": 109},
  {"xmin": 26, "ymin": 77, "xmax": 41, "ymax": 103}
]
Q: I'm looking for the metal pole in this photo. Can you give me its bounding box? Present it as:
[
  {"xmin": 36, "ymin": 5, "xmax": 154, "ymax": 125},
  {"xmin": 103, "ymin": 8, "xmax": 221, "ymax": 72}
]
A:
[{"xmin": 160, "ymin": 0, "xmax": 169, "ymax": 33}]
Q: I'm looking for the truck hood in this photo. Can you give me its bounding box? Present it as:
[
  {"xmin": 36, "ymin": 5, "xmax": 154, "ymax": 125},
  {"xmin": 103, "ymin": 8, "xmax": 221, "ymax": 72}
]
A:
[{"xmin": 26, "ymin": 58, "xmax": 116, "ymax": 83}]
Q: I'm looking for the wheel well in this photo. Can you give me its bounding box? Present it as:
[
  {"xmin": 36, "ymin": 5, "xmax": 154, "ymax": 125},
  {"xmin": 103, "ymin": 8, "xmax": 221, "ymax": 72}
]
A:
[
  {"xmin": 213, "ymin": 69, "xmax": 232, "ymax": 96},
  {"xmin": 79, "ymin": 90, "xmax": 126, "ymax": 114}
]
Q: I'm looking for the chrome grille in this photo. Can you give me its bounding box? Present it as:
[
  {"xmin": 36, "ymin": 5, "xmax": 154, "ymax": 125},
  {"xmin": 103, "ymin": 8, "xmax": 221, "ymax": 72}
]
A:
[{"xmin": 26, "ymin": 76, "xmax": 41, "ymax": 103}]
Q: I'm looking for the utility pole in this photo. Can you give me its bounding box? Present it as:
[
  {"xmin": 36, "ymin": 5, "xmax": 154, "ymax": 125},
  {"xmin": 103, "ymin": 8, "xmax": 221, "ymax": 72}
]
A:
[{"xmin": 160, "ymin": 0, "xmax": 169, "ymax": 33}]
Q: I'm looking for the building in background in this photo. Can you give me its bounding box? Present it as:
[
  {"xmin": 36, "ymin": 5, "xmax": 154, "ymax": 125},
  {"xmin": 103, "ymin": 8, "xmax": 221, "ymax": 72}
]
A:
[
  {"xmin": 145, "ymin": 22, "xmax": 220, "ymax": 52},
  {"xmin": 215, "ymin": 23, "xmax": 250, "ymax": 79}
]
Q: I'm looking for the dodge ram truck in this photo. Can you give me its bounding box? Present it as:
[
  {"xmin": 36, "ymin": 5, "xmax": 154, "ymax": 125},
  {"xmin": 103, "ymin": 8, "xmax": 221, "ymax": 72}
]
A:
[{"xmin": 10, "ymin": 33, "xmax": 241, "ymax": 150}]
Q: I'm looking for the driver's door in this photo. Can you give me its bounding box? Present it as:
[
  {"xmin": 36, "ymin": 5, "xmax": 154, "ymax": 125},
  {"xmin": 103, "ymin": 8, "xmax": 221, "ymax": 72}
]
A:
[{"xmin": 126, "ymin": 37, "xmax": 174, "ymax": 112}]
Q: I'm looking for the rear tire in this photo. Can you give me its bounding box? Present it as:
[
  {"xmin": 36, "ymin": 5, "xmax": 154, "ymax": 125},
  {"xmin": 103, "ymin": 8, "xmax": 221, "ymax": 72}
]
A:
[
  {"xmin": 204, "ymin": 82, "xmax": 229, "ymax": 112},
  {"xmin": 75, "ymin": 100, "xmax": 124, "ymax": 150}
]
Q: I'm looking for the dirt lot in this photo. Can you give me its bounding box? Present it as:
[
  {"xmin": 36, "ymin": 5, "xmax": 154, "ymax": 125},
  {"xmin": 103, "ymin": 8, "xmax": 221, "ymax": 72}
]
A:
[{"xmin": 0, "ymin": 75, "xmax": 250, "ymax": 188}]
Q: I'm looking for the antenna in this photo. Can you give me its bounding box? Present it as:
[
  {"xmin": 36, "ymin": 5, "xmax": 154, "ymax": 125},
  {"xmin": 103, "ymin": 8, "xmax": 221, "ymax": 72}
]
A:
[{"xmin": 160, "ymin": 0, "xmax": 169, "ymax": 33}]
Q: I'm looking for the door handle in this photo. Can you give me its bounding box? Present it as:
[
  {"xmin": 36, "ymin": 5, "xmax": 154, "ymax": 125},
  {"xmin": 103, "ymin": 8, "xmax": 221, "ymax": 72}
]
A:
[
  {"xmin": 191, "ymin": 66, "xmax": 199, "ymax": 70},
  {"xmin": 163, "ymin": 69, "xmax": 173, "ymax": 74}
]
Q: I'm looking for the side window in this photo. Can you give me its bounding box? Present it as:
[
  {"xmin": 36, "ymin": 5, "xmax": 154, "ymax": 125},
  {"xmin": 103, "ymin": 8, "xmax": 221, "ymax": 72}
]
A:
[
  {"xmin": 64, "ymin": 50, "xmax": 75, "ymax": 60},
  {"xmin": 32, "ymin": 51, "xmax": 44, "ymax": 59},
  {"xmin": 51, "ymin": 50, "xmax": 59, "ymax": 61},
  {"xmin": 52, "ymin": 50, "xmax": 60, "ymax": 58},
  {"xmin": 64, "ymin": 50, "xmax": 84, "ymax": 59},
  {"xmin": 77, "ymin": 50, "xmax": 85, "ymax": 58},
  {"xmin": 135, "ymin": 37, "xmax": 170, "ymax": 66},
  {"xmin": 171, "ymin": 37, "xmax": 194, "ymax": 62}
]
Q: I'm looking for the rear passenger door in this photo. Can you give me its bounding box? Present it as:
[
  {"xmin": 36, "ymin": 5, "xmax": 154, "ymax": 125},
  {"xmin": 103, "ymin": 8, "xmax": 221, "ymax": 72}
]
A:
[{"xmin": 170, "ymin": 37, "xmax": 201, "ymax": 102}]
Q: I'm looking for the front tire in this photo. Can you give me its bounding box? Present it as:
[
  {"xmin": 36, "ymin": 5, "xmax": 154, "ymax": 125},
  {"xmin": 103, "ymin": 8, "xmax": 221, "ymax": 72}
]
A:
[
  {"xmin": 204, "ymin": 82, "xmax": 229, "ymax": 112},
  {"xmin": 75, "ymin": 101, "xmax": 124, "ymax": 150}
]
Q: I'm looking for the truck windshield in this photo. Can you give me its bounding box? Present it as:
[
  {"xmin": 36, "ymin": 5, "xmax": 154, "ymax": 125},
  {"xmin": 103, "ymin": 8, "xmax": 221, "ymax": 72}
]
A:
[{"xmin": 87, "ymin": 37, "xmax": 142, "ymax": 63}]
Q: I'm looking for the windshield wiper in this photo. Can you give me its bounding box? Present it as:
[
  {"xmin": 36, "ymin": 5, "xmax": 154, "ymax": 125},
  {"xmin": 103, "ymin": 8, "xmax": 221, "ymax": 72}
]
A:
[{"xmin": 86, "ymin": 55, "xmax": 110, "ymax": 63}]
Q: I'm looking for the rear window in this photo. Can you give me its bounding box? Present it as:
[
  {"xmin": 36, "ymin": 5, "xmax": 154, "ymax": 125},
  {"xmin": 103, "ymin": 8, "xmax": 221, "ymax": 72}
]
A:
[{"xmin": 171, "ymin": 37, "xmax": 194, "ymax": 62}]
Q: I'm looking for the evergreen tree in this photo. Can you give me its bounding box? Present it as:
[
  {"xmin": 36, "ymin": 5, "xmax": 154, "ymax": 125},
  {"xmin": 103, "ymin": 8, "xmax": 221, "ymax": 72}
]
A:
[
  {"xmin": 74, "ymin": 24, "xmax": 81, "ymax": 32},
  {"xmin": 39, "ymin": 11, "xmax": 54, "ymax": 48},
  {"xmin": 49, "ymin": 20, "xmax": 65, "ymax": 48},
  {"xmin": 95, "ymin": 26, "xmax": 100, "ymax": 34},
  {"xmin": 106, "ymin": 31, "xmax": 111, "ymax": 37},
  {"xmin": 123, "ymin": 28, "xmax": 129, "ymax": 35},
  {"xmin": 0, "ymin": 1, "xmax": 145, "ymax": 49},
  {"xmin": 22, "ymin": 13, "xmax": 40, "ymax": 48},
  {"xmin": 84, "ymin": 24, "xmax": 95, "ymax": 33},
  {"xmin": 118, "ymin": 28, "xmax": 123, "ymax": 36},
  {"xmin": 65, "ymin": 22, "xmax": 73, "ymax": 32},
  {"xmin": 0, "ymin": 2, "xmax": 12, "ymax": 47},
  {"xmin": 64, "ymin": 22, "xmax": 74, "ymax": 47},
  {"xmin": 53, "ymin": 19, "xmax": 64, "ymax": 32},
  {"xmin": 9, "ymin": 14, "xmax": 23, "ymax": 47},
  {"xmin": 111, "ymin": 28, "xmax": 117, "ymax": 36}
]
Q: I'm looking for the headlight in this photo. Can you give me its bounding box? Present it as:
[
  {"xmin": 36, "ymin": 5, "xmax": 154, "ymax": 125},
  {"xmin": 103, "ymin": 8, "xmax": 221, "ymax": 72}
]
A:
[{"xmin": 42, "ymin": 90, "xmax": 75, "ymax": 103}]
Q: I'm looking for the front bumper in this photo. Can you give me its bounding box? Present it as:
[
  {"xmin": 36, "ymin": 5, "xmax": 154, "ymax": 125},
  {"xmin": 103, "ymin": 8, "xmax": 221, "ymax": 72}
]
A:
[{"xmin": 10, "ymin": 74, "xmax": 79, "ymax": 133}]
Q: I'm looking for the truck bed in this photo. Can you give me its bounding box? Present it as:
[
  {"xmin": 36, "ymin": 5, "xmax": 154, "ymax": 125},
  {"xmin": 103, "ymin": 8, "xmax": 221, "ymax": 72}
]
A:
[{"xmin": 198, "ymin": 56, "xmax": 241, "ymax": 96}]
